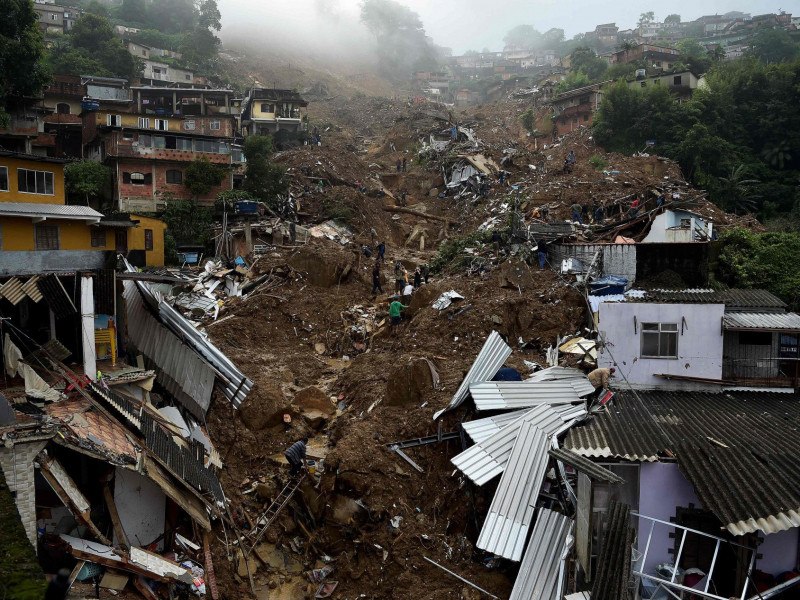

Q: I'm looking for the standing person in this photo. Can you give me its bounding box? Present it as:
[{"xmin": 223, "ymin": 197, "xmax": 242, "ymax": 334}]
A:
[
  {"xmin": 594, "ymin": 204, "xmax": 605, "ymax": 223},
  {"xmin": 284, "ymin": 437, "xmax": 308, "ymax": 476},
  {"xmin": 628, "ymin": 196, "xmax": 641, "ymax": 218},
  {"xmin": 571, "ymin": 202, "xmax": 583, "ymax": 224},
  {"xmin": 413, "ymin": 267, "xmax": 422, "ymax": 289},
  {"xmin": 394, "ymin": 261, "xmax": 405, "ymax": 293},
  {"xmin": 402, "ymin": 157, "xmax": 407, "ymax": 172},
  {"xmin": 377, "ymin": 241, "xmax": 386, "ymax": 262},
  {"xmin": 421, "ymin": 264, "xmax": 430, "ymax": 284},
  {"xmin": 537, "ymin": 238, "xmax": 548, "ymax": 270},
  {"xmin": 396, "ymin": 158, "xmax": 402, "ymax": 173},
  {"xmin": 656, "ymin": 193, "xmax": 665, "ymax": 208},
  {"xmin": 389, "ymin": 296, "xmax": 408, "ymax": 334},
  {"xmin": 372, "ymin": 261, "xmax": 383, "ymax": 295},
  {"xmin": 402, "ymin": 282, "xmax": 414, "ymax": 304}
]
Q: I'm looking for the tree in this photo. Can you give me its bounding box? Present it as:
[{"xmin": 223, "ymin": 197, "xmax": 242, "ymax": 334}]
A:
[
  {"xmin": 119, "ymin": 0, "xmax": 147, "ymax": 24},
  {"xmin": 543, "ymin": 28, "xmax": 565, "ymax": 46},
  {"xmin": 503, "ymin": 24, "xmax": 541, "ymax": 50},
  {"xmin": 569, "ymin": 46, "xmax": 608, "ymax": 80},
  {"xmin": 664, "ymin": 14, "xmax": 681, "ymax": 25},
  {"xmin": 64, "ymin": 14, "xmax": 141, "ymax": 79},
  {"xmin": 747, "ymin": 29, "xmax": 800, "ymax": 64},
  {"xmin": 83, "ymin": 0, "xmax": 110, "ymax": 18},
  {"xmin": 676, "ymin": 39, "xmax": 712, "ymax": 73},
  {"xmin": 243, "ymin": 136, "xmax": 287, "ymax": 209},
  {"xmin": 0, "ymin": 0, "xmax": 49, "ymax": 111},
  {"xmin": 64, "ymin": 161, "xmax": 111, "ymax": 206},
  {"xmin": 638, "ymin": 11, "xmax": 655, "ymax": 25},
  {"xmin": 184, "ymin": 157, "xmax": 228, "ymax": 198},
  {"xmin": 147, "ymin": 0, "xmax": 197, "ymax": 34},
  {"xmin": 717, "ymin": 164, "xmax": 761, "ymax": 214},
  {"xmin": 520, "ymin": 108, "xmax": 535, "ymax": 133},
  {"xmin": 161, "ymin": 197, "xmax": 212, "ymax": 247},
  {"xmin": 555, "ymin": 70, "xmax": 590, "ymax": 94}
]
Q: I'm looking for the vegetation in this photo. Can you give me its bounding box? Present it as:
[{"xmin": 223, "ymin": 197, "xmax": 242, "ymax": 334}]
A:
[
  {"xmin": 243, "ymin": 136, "xmax": 288, "ymax": 211},
  {"xmin": 64, "ymin": 160, "xmax": 111, "ymax": 206},
  {"xmin": 161, "ymin": 196, "xmax": 213, "ymax": 252},
  {"xmin": 716, "ymin": 228, "xmax": 800, "ymax": 308},
  {"xmin": 593, "ymin": 59, "xmax": 800, "ymax": 220},
  {"xmin": 588, "ymin": 154, "xmax": 608, "ymax": 170},
  {"xmin": 0, "ymin": 0, "xmax": 49, "ymax": 125},
  {"xmin": 360, "ymin": 0, "xmax": 440, "ymax": 80},
  {"xmin": 47, "ymin": 13, "xmax": 141, "ymax": 79},
  {"xmin": 429, "ymin": 231, "xmax": 493, "ymax": 274},
  {"xmin": 184, "ymin": 157, "xmax": 228, "ymax": 198},
  {"xmin": 502, "ymin": 25, "xmax": 565, "ymax": 51}
]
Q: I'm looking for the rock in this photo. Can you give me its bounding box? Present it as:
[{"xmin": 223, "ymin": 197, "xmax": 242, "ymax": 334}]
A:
[
  {"xmin": 385, "ymin": 358, "xmax": 434, "ymax": 406},
  {"xmin": 236, "ymin": 549, "xmax": 259, "ymax": 577},
  {"xmin": 255, "ymin": 481, "xmax": 277, "ymax": 501},
  {"xmin": 294, "ymin": 386, "xmax": 335, "ymax": 415},
  {"xmin": 240, "ymin": 380, "xmax": 288, "ymax": 431}
]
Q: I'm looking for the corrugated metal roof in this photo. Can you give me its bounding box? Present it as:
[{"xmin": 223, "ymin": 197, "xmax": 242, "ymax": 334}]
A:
[
  {"xmin": 591, "ymin": 500, "xmax": 633, "ymax": 600},
  {"xmin": 21, "ymin": 276, "xmax": 42, "ymax": 302},
  {"xmin": 470, "ymin": 379, "xmax": 592, "ymax": 411},
  {"xmin": 526, "ymin": 366, "xmax": 589, "ymax": 382},
  {"xmin": 452, "ymin": 405, "xmax": 564, "ymax": 485},
  {"xmin": 548, "ymin": 448, "xmax": 624, "ymax": 483},
  {"xmin": 564, "ymin": 390, "xmax": 800, "ymax": 535},
  {"xmin": 0, "ymin": 278, "xmax": 25, "ymax": 305},
  {"xmin": 509, "ymin": 508, "xmax": 572, "ymax": 600},
  {"xmin": 123, "ymin": 280, "xmax": 214, "ymax": 419},
  {"xmin": 0, "ymin": 202, "xmax": 103, "ymax": 220},
  {"xmin": 626, "ymin": 288, "xmax": 786, "ymax": 311},
  {"xmin": 462, "ymin": 410, "xmax": 528, "ymax": 444},
  {"xmin": 433, "ymin": 330, "xmax": 511, "ymax": 419},
  {"xmin": 723, "ymin": 311, "xmax": 800, "ymax": 331},
  {"xmin": 38, "ymin": 274, "xmax": 76, "ymax": 318}
]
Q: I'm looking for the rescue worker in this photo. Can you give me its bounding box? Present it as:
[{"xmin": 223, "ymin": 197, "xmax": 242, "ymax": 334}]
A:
[{"xmin": 284, "ymin": 437, "xmax": 308, "ymax": 477}]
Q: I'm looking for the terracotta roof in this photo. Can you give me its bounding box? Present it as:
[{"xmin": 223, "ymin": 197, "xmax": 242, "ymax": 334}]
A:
[{"xmin": 47, "ymin": 398, "xmax": 137, "ymax": 463}]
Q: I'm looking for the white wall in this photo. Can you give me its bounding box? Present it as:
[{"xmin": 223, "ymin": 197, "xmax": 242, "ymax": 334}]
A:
[
  {"xmin": 598, "ymin": 302, "xmax": 724, "ymax": 389},
  {"xmin": 758, "ymin": 528, "xmax": 799, "ymax": 576},
  {"xmin": 641, "ymin": 210, "xmax": 709, "ymax": 243},
  {"xmin": 114, "ymin": 467, "xmax": 166, "ymax": 549},
  {"xmin": 638, "ymin": 463, "xmax": 703, "ymax": 574}
]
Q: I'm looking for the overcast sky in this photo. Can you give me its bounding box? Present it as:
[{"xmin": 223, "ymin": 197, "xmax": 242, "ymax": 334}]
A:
[{"xmin": 219, "ymin": 0, "xmax": 800, "ymax": 56}]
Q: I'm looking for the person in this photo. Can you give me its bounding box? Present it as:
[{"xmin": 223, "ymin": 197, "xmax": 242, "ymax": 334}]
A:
[
  {"xmin": 571, "ymin": 202, "xmax": 583, "ymax": 224},
  {"xmin": 45, "ymin": 569, "xmax": 71, "ymax": 600},
  {"xmin": 628, "ymin": 196, "xmax": 641, "ymax": 218},
  {"xmin": 372, "ymin": 261, "xmax": 383, "ymax": 294},
  {"xmin": 588, "ymin": 367, "xmax": 615, "ymax": 389},
  {"xmin": 394, "ymin": 261, "xmax": 405, "ymax": 293},
  {"xmin": 413, "ymin": 267, "xmax": 422, "ymax": 288},
  {"xmin": 540, "ymin": 205, "xmax": 550, "ymax": 222},
  {"xmin": 390, "ymin": 141, "xmax": 396, "ymax": 152},
  {"xmin": 377, "ymin": 241, "xmax": 386, "ymax": 262},
  {"xmin": 564, "ymin": 149, "xmax": 576, "ymax": 173},
  {"xmin": 450, "ymin": 124, "xmax": 458, "ymax": 140},
  {"xmin": 594, "ymin": 204, "xmax": 605, "ymax": 223},
  {"xmin": 498, "ymin": 171, "xmax": 507, "ymax": 186},
  {"xmin": 656, "ymin": 193, "xmax": 665, "ymax": 208},
  {"xmin": 402, "ymin": 157, "xmax": 407, "ymax": 172},
  {"xmin": 396, "ymin": 158, "xmax": 402, "ymax": 173},
  {"xmin": 421, "ymin": 264, "xmax": 430, "ymax": 284},
  {"xmin": 284, "ymin": 437, "xmax": 308, "ymax": 477},
  {"xmin": 402, "ymin": 282, "xmax": 414, "ymax": 304},
  {"xmin": 537, "ymin": 238, "xmax": 548, "ymax": 270},
  {"xmin": 389, "ymin": 296, "xmax": 408, "ymax": 332},
  {"xmin": 400, "ymin": 190, "xmax": 407, "ymax": 206}
]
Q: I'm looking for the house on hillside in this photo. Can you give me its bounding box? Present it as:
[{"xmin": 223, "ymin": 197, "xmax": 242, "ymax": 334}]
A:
[
  {"xmin": 610, "ymin": 43, "xmax": 680, "ymax": 67},
  {"xmin": 32, "ymin": 3, "xmax": 80, "ymax": 35},
  {"xmin": 82, "ymin": 87, "xmax": 238, "ymax": 211},
  {"xmin": 240, "ymin": 88, "xmax": 309, "ymax": 137},
  {"xmin": 140, "ymin": 59, "xmax": 194, "ymax": 85},
  {"xmin": 548, "ymin": 82, "xmax": 607, "ymax": 136},
  {"xmin": 627, "ymin": 70, "xmax": 706, "ymax": 101}
]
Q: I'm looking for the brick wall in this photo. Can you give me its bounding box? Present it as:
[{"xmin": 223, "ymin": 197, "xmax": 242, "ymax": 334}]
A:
[
  {"xmin": 116, "ymin": 159, "xmax": 232, "ymax": 209},
  {"xmin": 0, "ymin": 441, "xmax": 48, "ymax": 548}
]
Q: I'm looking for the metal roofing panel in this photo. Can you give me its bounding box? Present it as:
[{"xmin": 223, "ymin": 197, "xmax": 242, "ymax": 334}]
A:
[
  {"xmin": 21, "ymin": 276, "xmax": 42, "ymax": 302},
  {"xmin": 723, "ymin": 312, "xmax": 800, "ymax": 331},
  {"xmin": 0, "ymin": 202, "xmax": 103, "ymax": 220},
  {"xmin": 0, "ymin": 278, "xmax": 25, "ymax": 305},
  {"xmin": 526, "ymin": 366, "xmax": 589, "ymax": 382},
  {"xmin": 434, "ymin": 330, "xmax": 511, "ymax": 419},
  {"xmin": 462, "ymin": 410, "xmax": 528, "ymax": 444},
  {"xmin": 626, "ymin": 288, "xmax": 786, "ymax": 311},
  {"xmin": 509, "ymin": 508, "xmax": 572, "ymax": 600},
  {"xmin": 476, "ymin": 423, "xmax": 551, "ymax": 560},
  {"xmin": 38, "ymin": 274, "xmax": 77, "ymax": 318},
  {"xmin": 123, "ymin": 280, "xmax": 214, "ymax": 419},
  {"xmin": 548, "ymin": 448, "xmax": 624, "ymax": 483},
  {"xmin": 469, "ymin": 379, "xmax": 591, "ymax": 411},
  {"xmin": 452, "ymin": 405, "xmax": 563, "ymax": 485},
  {"xmin": 564, "ymin": 389, "xmax": 800, "ymax": 536}
]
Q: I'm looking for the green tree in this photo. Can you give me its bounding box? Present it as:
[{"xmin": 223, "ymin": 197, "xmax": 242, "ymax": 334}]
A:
[
  {"xmin": 83, "ymin": 0, "xmax": 110, "ymax": 18},
  {"xmin": 638, "ymin": 11, "xmax": 655, "ymax": 25},
  {"xmin": 503, "ymin": 24, "xmax": 542, "ymax": 50},
  {"xmin": 664, "ymin": 14, "xmax": 681, "ymax": 25},
  {"xmin": 747, "ymin": 29, "xmax": 800, "ymax": 64},
  {"xmin": 569, "ymin": 46, "xmax": 608, "ymax": 80},
  {"xmin": 716, "ymin": 164, "xmax": 761, "ymax": 214},
  {"xmin": 555, "ymin": 70, "xmax": 590, "ymax": 94},
  {"xmin": 161, "ymin": 197, "xmax": 212, "ymax": 247},
  {"xmin": 184, "ymin": 157, "xmax": 228, "ymax": 198},
  {"xmin": 64, "ymin": 160, "xmax": 111, "ymax": 206},
  {"xmin": 62, "ymin": 14, "xmax": 141, "ymax": 79},
  {"xmin": 147, "ymin": 0, "xmax": 197, "ymax": 34},
  {"xmin": 243, "ymin": 135, "xmax": 287, "ymax": 209},
  {"xmin": 520, "ymin": 108, "xmax": 535, "ymax": 133},
  {"xmin": 543, "ymin": 28, "xmax": 565, "ymax": 46},
  {"xmin": 0, "ymin": 0, "xmax": 49, "ymax": 117}
]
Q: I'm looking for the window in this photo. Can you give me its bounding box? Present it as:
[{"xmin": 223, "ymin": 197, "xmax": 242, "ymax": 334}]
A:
[
  {"xmin": 138, "ymin": 117, "xmax": 150, "ymax": 129},
  {"xmin": 673, "ymin": 75, "xmax": 682, "ymax": 86},
  {"xmin": 122, "ymin": 131, "xmax": 134, "ymax": 140},
  {"xmin": 153, "ymin": 136, "xmax": 166, "ymax": 149},
  {"xmin": 210, "ymin": 120, "xmax": 221, "ymax": 131},
  {"xmin": 185, "ymin": 74, "xmax": 191, "ymax": 80},
  {"xmin": 176, "ymin": 137, "xmax": 192, "ymax": 150},
  {"xmin": 155, "ymin": 119, "xmax": 169, "ymax": 131},
  {"xmin": 123, "ymin": 172, "xmax": 152, "ymax": 185},
  {"xmin": 91, "ymin": 228, "xmax": 106, "ymax": 247},
  {"xmin": 17, "ymin": 169, "xmax": 54, "ymax": 195},
  {"xmin": 35, "ymin": 225, "xmax": 59, "ymax": 250},
  {"xmin": 138, "ymin": 134, "xmax": 151, "ymax": 147},
  {"xmin": 641, "ymin": 323, "xmax": 678, "ymax": 358},
  {"xmin": 583, "ymin": 114, "xmax": 589, "ymax": 122},
  {"xmin": 107, "ymin": 114, "xmax": 122, "ymax": 127},
  {"xmin": 166, "ymin": 169, "xmax": 183, "ymax": 184},
  {"xmin": 56, "ymin": 103, "xmax": 70, "ymax": 115},
  {"xmin": 184, "ymin": 120, "xmax": 196, "ymax": 131},
  {"xmin": 0, "ymin": 167, "xmax": 7, "ymax": 192},
  {"xmin": 260, "ymin": 103, "xmax": 275, "ymax": 113},
  {"xmin": 679, "ymin": 218, "xmax": 691, "ymax": 228},
  {"xmin": 144, "ymin": 229, "xmax": 154, "ymax": 251},
  {"xmin": 739, "ymin": 331, "xmax": 772, "ymax": 346}
]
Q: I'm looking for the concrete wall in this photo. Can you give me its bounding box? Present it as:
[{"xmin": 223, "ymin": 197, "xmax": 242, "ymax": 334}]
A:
[
  {"xmin": 638, "ymin": 462, "xmax": 703, "ymax": 575},
  {"xmin": 641, "ymin": 210, "xmax": 709, "ymax": 243},
  {"xmin": 0, "ymin": 249, "xmax": 110, "ymax": 275},
  {"xmin": 0, "ymin": 441, "xmax": 48, "ymax": 547},
  {"xmin": 0, "ymin": 155, "xmax": 66, "ymax": 203},
  {"xmin": 0, "ymin": 217, "xmax": 104, "ymax": 252},
  {"xmin": 598, "ymin": 302, "xmax": 724, "ymax": 389},
  {"xmin": 129, "ymin": 214, "xmax": 166, "ymax": 266},
  {"xmin": 551, "ymin": 243, "xmax": 637, "ymax": 283},
  {"xmin": 757, "ymin": 528, "xmax": 799, "ymax": 576},
  {"xmin": 114, "ymin": 468, "xmax": 166, "ymax": 549}
]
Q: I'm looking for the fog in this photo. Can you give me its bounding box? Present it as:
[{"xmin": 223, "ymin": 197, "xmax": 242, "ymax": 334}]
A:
[{"xmin": 219, "ymin": 0, "xmax": 795, "ymax": 58}]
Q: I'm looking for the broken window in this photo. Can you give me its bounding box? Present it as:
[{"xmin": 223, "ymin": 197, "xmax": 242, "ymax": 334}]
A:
[
  {"xmin": 145, "ymin": 229, "xmax": 154, "ymax": 250},
  {"xmin": 680, "ymin": 218, "xmax": 691, "ymax": 228},
  {"xmin": 35, "ymin": 225, "xmax": 60, "ymax": 250},
  {"xmin": 641, "ymin": 322, "xmax": 678, "ymax": 358}
]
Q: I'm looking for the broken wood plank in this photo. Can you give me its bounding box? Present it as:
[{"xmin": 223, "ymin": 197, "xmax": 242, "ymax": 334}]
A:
[
  {"xmin": 391, "ymin": 446, "xmax": 424, "ymax": 473},
  {"xmin": 103, "ymin": 484, "xmax": 130, "ymax": 551},
  {"xmin": 383, "ymin": 206, "xmax": 453, "ymax": 224},
  {"xmin": 132, "ymin": 576, "xmax": 159, "ymax": 600},
  {"xmin": 203, "ymin": 531, "xmax": 220, "ymax": 600}
]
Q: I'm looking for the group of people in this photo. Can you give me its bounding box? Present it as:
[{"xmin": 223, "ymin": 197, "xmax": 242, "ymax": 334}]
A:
[{"xmin": 395, "ymin": 157, "xmax": 408, "ymax": 172}]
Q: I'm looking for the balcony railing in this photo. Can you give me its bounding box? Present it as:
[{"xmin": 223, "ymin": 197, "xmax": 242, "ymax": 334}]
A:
[{"xmin": 722, "ymin": 357, "xmax": 799, "ymax": 388}]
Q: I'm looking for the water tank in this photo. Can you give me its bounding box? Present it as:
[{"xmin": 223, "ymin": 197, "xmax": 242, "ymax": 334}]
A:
[{"xmin": 635, "ymin": 69, "xmax": 646, "ymax": 80}]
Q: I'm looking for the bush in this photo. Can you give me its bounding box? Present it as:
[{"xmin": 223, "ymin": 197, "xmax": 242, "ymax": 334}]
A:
[
  {"xmin": 588, "ymin": 154, "xmax": 607, "ymax": 170},
  {"xmin": 429, "ymin": 231, "xmax": 493, "ymax": 274}
]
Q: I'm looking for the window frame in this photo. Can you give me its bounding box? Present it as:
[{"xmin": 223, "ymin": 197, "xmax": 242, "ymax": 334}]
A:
[
  {"xmin": 138, "ymin": 117, "xmax": 151, "ymax": 129},
  {"xmin": 0, "ymin": 166, "xmax": 8, "ymax": 192},
  {"xmin": 165, "ymin": 169, "xmax": 183, "ymax": 185},
  {"xmin": 640, "ymin": 322, "xmax": 679, "ymax": 359},
  {"xmin": 673, "ymin": 75, "xmax": 682, "ymax": 86},
  {"xmin": 154, "ymin": 118, "xmax": 169, "ymax": 131},
  {"xmin": 17, "ymin": 168, "xmax": 55, "ymax": 195},
  {"xmin": 144, "ymin": 229, "xmax": 154, "ymax": 251},
  {"xmin": 107, "ymin": 114, "xmax": 122, "ymax": 127},
  {"xmin": 90, "ymin": 227, "xmax": 106, "ymax": 248},
  {"xmin": 210, "ymin": 120, "xmax": 221, "ymax": 131},
  {"xmin": 34, "ymin": 224, "xmax": 60, "ymax": 250}
]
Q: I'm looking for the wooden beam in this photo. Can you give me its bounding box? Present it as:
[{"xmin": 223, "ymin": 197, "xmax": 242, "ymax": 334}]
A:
[
  {"xmin": 203, "ymin": 531, "xmax": 220, "ymax": 600},
  {"xmin": 103, "ymin": 484, "xmax": 130, "ymax": 551},
  {"xmin": 383, "ymin": 206, "xmax": 453, "ymax": 224}
]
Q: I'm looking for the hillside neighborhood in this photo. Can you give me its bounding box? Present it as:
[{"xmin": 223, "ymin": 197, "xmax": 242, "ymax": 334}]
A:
[{"xmin": 1, "ymin": 0, "xmax": 800, "ymax": 599}]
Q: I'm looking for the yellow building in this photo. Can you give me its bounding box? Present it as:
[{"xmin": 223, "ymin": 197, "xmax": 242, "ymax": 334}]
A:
[{"xmin": 129, "ymin": 214, "xmax": 167, "ymax": 267}]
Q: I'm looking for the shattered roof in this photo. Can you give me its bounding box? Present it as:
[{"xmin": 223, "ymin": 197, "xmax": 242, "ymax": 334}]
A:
[{"xmin": 564, "ymin": 389, "xmax": 800, "ymax": 535}]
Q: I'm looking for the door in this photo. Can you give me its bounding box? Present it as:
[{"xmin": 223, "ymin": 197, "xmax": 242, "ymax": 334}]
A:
[{"xmin": 115, "ymin": 230, "xmax": 128, "ymax": 254}]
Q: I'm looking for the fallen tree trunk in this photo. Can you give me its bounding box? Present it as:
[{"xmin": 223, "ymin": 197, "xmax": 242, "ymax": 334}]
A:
[{"xmin": 383, "ymin": 206, "xmax": 454, "ymax": 224}]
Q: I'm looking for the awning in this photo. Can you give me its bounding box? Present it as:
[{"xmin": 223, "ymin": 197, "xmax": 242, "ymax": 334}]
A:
[
  {"xmin": 0, "ymin": 202, "xmax": 102, "ymax": 223},
  {"xmin": 723, "ymin": 311, "xmax": 800, "ymax": 331}
]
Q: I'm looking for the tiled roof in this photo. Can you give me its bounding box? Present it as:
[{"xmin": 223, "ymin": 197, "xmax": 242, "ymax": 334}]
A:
[{"xmin": 564, "ymin": 390, "xmax": 800, "ymax": 535}]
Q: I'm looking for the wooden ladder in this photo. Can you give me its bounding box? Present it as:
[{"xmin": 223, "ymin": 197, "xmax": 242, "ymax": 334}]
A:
[{"xmin": 245, "ymin": 474, "xmax": 305, "ymax": 555}]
